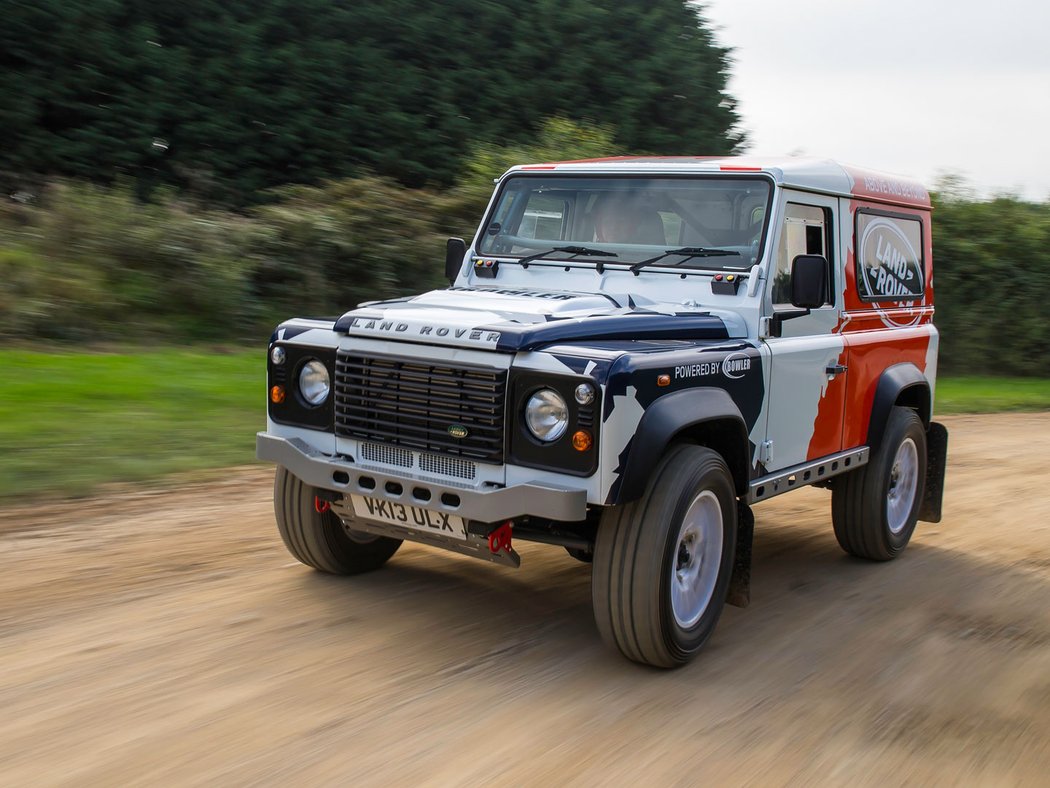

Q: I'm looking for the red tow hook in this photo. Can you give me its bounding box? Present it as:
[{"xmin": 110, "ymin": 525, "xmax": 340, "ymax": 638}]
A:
[
  {"xmin": 314, "ymin": 496, "xmax": 331, "ymax": 514},
  {"xmin": 488, "ymin": 521, "xmax": 513, "ymax": 554}
]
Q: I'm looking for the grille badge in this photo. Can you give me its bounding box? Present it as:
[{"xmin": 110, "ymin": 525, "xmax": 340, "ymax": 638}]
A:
[{"xmin": 448, "ymin": 424, "xmax": 469, "ymax": 439}]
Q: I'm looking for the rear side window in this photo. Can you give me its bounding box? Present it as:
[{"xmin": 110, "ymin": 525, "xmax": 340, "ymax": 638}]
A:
[{"xmin": 855, "ymin": 210, "xmax": 924, "ymax": 302}]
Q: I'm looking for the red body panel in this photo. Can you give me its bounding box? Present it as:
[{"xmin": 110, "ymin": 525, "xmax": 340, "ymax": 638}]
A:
[
  {"xmin": 839, "ymin": 196, "xmax": 935, "ymax": 449},
  {"xmin": 807, "ymin": 372, "xmax": 848, "ymax": 459},
  {"xmin": 841, "ymin": 328, "xmax": 931, "ymax": 449}
]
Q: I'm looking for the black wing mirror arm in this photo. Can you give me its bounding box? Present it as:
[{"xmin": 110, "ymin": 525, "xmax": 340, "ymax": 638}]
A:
[{"xmin": 768, "ymin": 308, "xmax": 810, "ymax": 338}]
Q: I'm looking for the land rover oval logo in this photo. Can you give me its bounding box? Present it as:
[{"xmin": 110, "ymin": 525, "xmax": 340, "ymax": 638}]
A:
[
  {"xmin": 448, "ymin": 424, "xmax": 469, "ymax": 439},
  {"xmin": 857, "ymin": 214, "xmax": 926, "ymax": 328},
  {"xmin": 858, "ymin": 217, "xmax": 923, "ymax": 302}
]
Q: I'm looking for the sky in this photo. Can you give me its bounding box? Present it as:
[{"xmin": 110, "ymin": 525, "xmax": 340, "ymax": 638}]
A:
[{"xmin": 700, "ymin": 0, "xmax": 1050, "ymax": 200}]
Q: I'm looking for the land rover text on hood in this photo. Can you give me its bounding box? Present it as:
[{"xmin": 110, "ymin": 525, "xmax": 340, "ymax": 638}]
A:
[{"xmin": 257, "ymin": 157, "xmax": 948, "ymax": 668}]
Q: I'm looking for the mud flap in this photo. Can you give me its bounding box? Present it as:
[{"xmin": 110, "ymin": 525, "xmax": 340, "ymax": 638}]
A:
[
  {"xmin": 919, "ymin": 421, "xmax": 948, "ymax": 523},
  {"xmin": 727, "ymin": 500, "xmax": 754, "ymax": 608}
]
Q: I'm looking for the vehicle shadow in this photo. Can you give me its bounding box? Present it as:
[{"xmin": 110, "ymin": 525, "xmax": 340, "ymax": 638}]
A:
[{"xmin": 291, "ymin": 496, "xmax": 1050, "ymax": 681}]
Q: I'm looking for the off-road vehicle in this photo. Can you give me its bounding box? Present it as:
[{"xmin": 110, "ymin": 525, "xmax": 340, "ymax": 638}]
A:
[{"xmin": 258, "ymin": 156, "xmax": 948, "ymax": 667}]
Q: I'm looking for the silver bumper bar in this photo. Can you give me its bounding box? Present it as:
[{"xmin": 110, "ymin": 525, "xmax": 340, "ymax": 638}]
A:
[{"xmin": 256, "ymin": 433, "xmax": 588, "ymax": 523}]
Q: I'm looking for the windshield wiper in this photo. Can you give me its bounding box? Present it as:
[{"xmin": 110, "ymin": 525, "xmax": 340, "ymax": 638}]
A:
[
  {"xmin": 515, "ymin": 245, "xmax": 619, "ymax": 267},
  {"xmin": 629, "ymin": 247, "xmax": 741, "ymax": 274}
]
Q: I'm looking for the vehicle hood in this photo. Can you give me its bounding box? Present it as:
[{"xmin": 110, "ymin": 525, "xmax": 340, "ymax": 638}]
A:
[{"xmin": 333, "ymin": 286, "xmax": 744, "ymax": 352}]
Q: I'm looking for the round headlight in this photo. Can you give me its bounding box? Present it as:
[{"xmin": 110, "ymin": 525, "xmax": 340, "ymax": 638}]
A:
[
  {"xmin": 298, "ymin": 360, "xmax": 330, "ymax": 406},
  {"xmin": 525, "ymin": 389, "xmax": 569, "ymax": 443},
  {"xmin": 270, "ymin": 345, "xmax": 286, "ymax": 365}
]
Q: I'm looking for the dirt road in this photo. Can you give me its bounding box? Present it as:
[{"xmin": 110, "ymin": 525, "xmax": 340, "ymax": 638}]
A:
[{"xmin": 2, "ymin": 413, "xmax": 1049, "ymax": 785}]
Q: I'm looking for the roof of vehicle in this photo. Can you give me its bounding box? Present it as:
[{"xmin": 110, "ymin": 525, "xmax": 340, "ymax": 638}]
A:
[{"xmin": 503, "ymin": 155, "xmax": 931, "ymax": 210}]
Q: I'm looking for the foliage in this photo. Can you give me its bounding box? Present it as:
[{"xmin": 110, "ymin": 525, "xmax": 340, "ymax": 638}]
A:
[
  {"xmin": 0, "ymin": 118, "xmax": 620, "ymax": 341},
  {"xmin": 0, "ymin": 0, "xmax": 740, "ymax": 204},
  {"xmin": 253, "ymin": 176, "xmax": 448, "ymax": 318},
  {"xmin": 1, "ymin": 120, "xmax": 1047, "ymax": 374},
  {"xmin": 931, "ymin": 190, "xmax": 1050, "ymax": 376},
  {"xmin": 0, "ymin": 182, "xmax": 265, "ymax": 340}
]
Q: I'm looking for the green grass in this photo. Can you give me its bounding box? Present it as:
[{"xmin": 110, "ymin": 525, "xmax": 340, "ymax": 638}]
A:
[
  {"xmin": 0, "ymin": 349, "xmax": 1047, "ymax": 501},
  {"xmin": 935, "ymin": 376, "xmax": 1050, "ymax": 414},
  {"xmin": 0, "ymin": 349, "xmax": 263, "ymax": 499}
]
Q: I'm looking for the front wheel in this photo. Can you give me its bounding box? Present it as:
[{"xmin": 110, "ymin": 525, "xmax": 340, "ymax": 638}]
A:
[
  {"xmin": 274, "ymin": 466, "xmax": 402, "ymax": 574},
  {"xmin": 592, "ymin": 445, "xmax": 737, "ymax": 668}
]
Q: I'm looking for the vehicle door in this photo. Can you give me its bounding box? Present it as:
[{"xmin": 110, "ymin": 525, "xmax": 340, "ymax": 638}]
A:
[{"xmin": 761, "ymin": 193, "xmax": 847, "ymax": 472}]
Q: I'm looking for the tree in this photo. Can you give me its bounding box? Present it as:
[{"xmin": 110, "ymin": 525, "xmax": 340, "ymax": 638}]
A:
[{"xmin": 0, "ymin": 0, "xmax": 743, "ymax": 204}]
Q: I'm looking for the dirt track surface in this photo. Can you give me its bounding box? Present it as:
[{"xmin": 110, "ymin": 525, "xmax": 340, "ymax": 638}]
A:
[{"xmin": 2, "ymin": 414, "xmax": 1049, "ymax": 785}]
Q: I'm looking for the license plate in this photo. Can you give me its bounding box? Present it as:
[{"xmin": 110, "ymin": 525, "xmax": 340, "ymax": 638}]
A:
[{"xmin": 350, "ymin": 495, "xmax": 467, "ymax": 541}]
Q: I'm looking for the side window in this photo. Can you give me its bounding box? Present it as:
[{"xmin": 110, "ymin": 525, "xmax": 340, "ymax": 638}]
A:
[
  {"xmin": 855, "ymin": 210, "xmax": 924, "ymax": 301},
  {"xmin": 773, "ymin": 204, "xmax": 832, "ymax": 306}
]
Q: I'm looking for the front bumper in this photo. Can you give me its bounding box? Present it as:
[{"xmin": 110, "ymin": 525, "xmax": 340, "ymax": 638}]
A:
[{"xmin": 256, "ymin": 432, "xmax": 588, "ymax": 523}]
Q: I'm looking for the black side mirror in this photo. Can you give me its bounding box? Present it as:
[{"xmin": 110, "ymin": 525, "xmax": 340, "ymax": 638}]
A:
[
  {"xmin": 445, "ymin": 237, "xmax": 466, "ymax": 285},
  {"xmin": 768, "ymin": 254, "xmax": 829, "ymax": 337},
  {"xmin": 790, "ymin": 254, "xmax": 828, "ymax": 309}
]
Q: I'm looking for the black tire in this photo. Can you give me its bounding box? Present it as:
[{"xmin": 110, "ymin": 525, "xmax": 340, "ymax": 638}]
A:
[
  {"xmin": 274, "ymin": 466, "xmax": 401, "ymax": 574},
  {"xmin": 832, "ymin": 406, "xmax": 927, "ymax": 561},
  {"xmin": 592, "ymin": 445, "xmax": 737, "ymax": 668}
]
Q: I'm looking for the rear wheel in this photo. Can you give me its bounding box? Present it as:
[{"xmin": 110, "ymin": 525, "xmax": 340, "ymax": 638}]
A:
[
  {"xmin": 274, "ymin": 466, "xmax": 401, "ymax": 574},
  {"xmin": 592, "ymin": 445, "xmax": 737, "ymax": 668},
  {"xmin": 832, "ymin": 406, "xmax": 926, "ymax": 560}
]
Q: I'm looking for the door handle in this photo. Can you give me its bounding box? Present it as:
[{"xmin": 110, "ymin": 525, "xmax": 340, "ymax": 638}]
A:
[{"xmin": 825, "ymin": 363, "xmax": 848, "ymax": 377}]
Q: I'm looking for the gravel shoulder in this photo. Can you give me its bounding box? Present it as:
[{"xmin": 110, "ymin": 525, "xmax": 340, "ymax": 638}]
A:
[{"xmin": 2, "ymin": 413, "xmax": 1049, "ymax": 785}]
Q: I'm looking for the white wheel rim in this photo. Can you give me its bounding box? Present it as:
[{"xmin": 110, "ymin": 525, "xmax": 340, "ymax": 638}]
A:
[
  {"xmin": 671, "ymin": 490, "xmax": 724, "ymax": 629},
  {"xmin": 887, "ymin": 437, "xmax": 919, "ymax": 534}
]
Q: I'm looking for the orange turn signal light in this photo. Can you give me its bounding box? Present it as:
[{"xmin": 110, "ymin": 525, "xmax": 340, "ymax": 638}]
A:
[
  {"xmin": 572, "ymin": 430, "xmax": 593, "ymax": 452},
  {"xmin": 657, "ymin": 374, "xmax": 671, "ymax": 387},
  {"xmin": 270, "ymin": 385, "xmax": 285, "ymax": 404}
]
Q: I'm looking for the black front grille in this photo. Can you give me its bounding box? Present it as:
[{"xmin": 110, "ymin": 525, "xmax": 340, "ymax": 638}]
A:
[{"xmin": 334, "ymin": 352, "xmax": 507, "ymax": 463}]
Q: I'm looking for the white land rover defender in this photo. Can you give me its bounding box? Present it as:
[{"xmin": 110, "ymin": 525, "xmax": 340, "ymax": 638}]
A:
[{"xmin": 258, "ymin": 157, "xmax": 948, "ymax": 667}]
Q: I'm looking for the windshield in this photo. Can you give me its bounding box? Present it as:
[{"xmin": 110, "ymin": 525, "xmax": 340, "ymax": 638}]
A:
[{"xmin": 476, "ymin": 175, "xmax": 772, "ymax": 270}]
